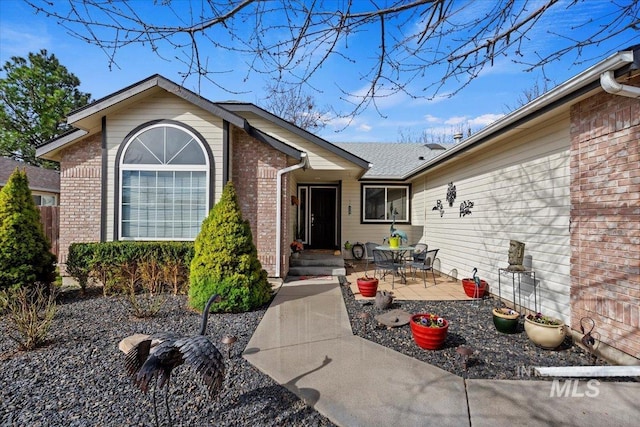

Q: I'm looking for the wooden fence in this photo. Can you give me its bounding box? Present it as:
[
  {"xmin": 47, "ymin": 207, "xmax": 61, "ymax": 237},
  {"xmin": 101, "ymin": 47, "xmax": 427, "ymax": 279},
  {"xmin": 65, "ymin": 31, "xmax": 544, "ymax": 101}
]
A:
[{"xmin": 38, "ymin": 206, "xmax": 60, "ymax": 258}]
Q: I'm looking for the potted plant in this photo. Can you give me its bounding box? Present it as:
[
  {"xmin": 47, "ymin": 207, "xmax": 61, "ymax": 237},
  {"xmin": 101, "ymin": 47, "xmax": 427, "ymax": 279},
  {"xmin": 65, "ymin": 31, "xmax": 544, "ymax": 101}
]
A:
[
  {"xmin": 524, "ymin": 312, "xmax": 567, "ymax": 349},
  {"xmin": 492, "ymin": 307, "xmax": 520, "ymax": 334},
  {"xmin": 461, "ymin": 268, "xmax": 487, "ymax": 298},
  {"xmin": 409, "ymin": 313, "xmax": 449, "ymax": 350},
  {"xmin": 290, "ymin": 240, "xmax": 304, "ymax": 258},
  {"xmin": 356, "ymin": 275, "xmax": 379, "ymax": 297},
  {"xmin": 388, "ymin": 206, "xmax": 407, "ymax": 249}
]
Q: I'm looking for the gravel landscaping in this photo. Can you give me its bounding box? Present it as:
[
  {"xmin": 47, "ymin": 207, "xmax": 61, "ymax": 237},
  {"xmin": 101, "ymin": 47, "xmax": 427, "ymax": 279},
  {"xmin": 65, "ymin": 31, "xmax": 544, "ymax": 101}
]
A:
[
  {"xmin": 339, "ymin": 278, "xmax": 637, "ymax": 382},
  {"xmin": 0, "ymin": 288, "xmax": 336, "ymax": 427},
  {"xmin": 1, "ymin": 280, "xmax": 635, "ymax": 426}
]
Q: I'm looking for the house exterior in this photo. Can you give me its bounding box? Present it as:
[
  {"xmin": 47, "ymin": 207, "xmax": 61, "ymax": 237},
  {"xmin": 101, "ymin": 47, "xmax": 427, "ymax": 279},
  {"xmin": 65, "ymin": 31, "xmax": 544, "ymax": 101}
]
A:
[
  {"xmin": 37, "ymin": 46, "xmax": 638, "ymax": 362},
  {"xmin": 0, "ymin": 156, "xmax": 60, "ymax": 206}
]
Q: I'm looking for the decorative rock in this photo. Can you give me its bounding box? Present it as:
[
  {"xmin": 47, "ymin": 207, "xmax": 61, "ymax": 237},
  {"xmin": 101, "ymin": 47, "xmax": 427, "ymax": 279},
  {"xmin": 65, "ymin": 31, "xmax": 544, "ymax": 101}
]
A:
[
  {"xmin": 374, "ymin": 309, "xmax": 411, "ymax": 327},
  {"xmin": 117, "ymin": 333, "xmax": 150, "ymax": 354},
  {"xmin": 374, "ymin": 290, "xmax": 394, "ymax": 309}
]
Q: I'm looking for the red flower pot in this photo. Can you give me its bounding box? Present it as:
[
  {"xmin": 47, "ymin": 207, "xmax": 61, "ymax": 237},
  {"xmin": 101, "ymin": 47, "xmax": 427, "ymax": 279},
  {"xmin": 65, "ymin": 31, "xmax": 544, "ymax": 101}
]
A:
[
  {"xmin": 356, "ymin": 277, "xmax": 379, "ymax": 297},
  {"xmin": 409, "ymin": 314, "xmax": 449, "ymax": 350},
  {"xmin": 462, "ymin": 278, "xmax": 487, "ymax": 298}
]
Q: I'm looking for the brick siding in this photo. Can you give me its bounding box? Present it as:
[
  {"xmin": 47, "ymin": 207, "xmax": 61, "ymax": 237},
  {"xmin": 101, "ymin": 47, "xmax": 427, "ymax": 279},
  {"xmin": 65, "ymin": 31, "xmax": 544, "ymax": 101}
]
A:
[
  {"xmin": 58, "ymin": 134, "xmax": 102, "ymax": 273},
  {"xmin": 231, "ymin": 127, "xmax": 289, "ymax": 277},
  {"xmin": 570, "ymin": 74, "xmax": 640, "ymax": 357}
]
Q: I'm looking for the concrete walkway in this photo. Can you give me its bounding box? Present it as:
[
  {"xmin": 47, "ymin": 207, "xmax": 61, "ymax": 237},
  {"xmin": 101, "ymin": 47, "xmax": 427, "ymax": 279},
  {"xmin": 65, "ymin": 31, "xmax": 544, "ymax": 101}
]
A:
[{"xmin": 243, "ymin": 278, "xmax": 640, "ymax": 427}]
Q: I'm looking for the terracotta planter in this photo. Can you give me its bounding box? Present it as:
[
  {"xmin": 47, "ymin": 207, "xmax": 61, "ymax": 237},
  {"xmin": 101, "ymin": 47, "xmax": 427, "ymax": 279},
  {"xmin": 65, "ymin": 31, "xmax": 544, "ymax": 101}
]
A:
[
  {"xmin": 524, "ymin": 316, "xmax": 567, "ymax": 349},
  {"xmin": 356, "ymin": 277, "xmax": 379, "ymax": 297},
  {"xmin": 462, "ymin": 278, "xmax": 487, "ymax": 298},
  {"xmin": 409, "ymin": 314, "xmax": 449, "ymax": 350},
  {"xmin": 492, "ymin": 307, "xmax": 520, "ymax": 334}
]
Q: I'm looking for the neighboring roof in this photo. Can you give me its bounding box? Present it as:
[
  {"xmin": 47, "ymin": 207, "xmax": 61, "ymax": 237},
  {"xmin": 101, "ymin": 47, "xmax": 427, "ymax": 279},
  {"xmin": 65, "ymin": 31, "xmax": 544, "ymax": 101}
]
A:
[
  {"xmin": 402, "ymin": 45, "xmax": 640, "ymax": 181},
  {"xmin": 218, "ymin": 102, "xmax": 371, "ymax": 170},
  {"xmin": 0, "ymin": 157, "xmax": 60, "ymax": 193},
  {"xmin": 334, "ymin": 142, "xmax": 451, "ymax": 180}
]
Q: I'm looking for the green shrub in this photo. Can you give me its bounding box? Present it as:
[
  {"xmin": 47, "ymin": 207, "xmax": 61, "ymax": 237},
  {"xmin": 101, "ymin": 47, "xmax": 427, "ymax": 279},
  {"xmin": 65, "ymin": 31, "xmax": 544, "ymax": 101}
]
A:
[
  {"xmin": 0, "ymin": 168, "xmax": 56, "ymax": 291},
  {"xmin": 66, "ymin": 243, "xmax": 95, "ymax": 293},
  {"xmin": 189, "ymin": 182, "xmax": 271, "ymax": 313},
  {"xmin": 65, "ymin": 241, "xmax": 193, "ymax": 297}
]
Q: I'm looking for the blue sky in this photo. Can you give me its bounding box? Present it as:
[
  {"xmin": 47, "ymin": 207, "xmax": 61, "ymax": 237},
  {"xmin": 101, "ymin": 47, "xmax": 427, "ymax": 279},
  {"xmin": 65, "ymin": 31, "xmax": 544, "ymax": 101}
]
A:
[{"xmin": 0, "ymin": 1, "xmax": 637, "ymax": 143}]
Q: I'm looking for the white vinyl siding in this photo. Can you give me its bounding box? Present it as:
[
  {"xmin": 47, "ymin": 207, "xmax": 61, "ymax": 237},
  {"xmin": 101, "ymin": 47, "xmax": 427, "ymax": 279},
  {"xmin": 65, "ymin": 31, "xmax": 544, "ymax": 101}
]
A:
[
  {"xmin": 340, "ymin": 179, "xmax": 424, "ymax": 249},
  {"xmin": 414, "ymin": 115, "xmax": 571, "ymax": 323},
  {"xmin": 237, "ymin": 113, "xmax": 362, "ymax": 173}
]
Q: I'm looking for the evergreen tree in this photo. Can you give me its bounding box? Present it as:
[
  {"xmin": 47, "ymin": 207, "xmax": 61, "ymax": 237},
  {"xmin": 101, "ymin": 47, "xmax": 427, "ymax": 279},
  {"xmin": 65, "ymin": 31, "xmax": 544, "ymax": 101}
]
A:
[
  {"xmin": 189, "ymin": 182, "xmax": 271, "ymax": 312},
  {"xmin": 0, "ymin": 50, "xmax": 91, "ymax": 167},
  {"xmin": 0, "ymin": 168, "xmax": 57, "ymax": 290}
]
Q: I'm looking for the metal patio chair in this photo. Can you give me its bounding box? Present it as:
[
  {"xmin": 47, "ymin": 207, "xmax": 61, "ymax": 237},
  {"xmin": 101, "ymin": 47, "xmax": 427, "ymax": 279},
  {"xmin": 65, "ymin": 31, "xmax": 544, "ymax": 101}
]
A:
[
  {"xmin": 373, "ymin": 249, "xmax": 405, "ymax": 289},
  {"xmin": 364, "ymin": 242, "xmax": 381, "ymax": 274},
  {"xmin": 410, "ymin": 243, "xmax": 428, "ymax": 262},
  {"xmin": 408, "ymin": 248, "xmax": 439, "ymax": 288}
]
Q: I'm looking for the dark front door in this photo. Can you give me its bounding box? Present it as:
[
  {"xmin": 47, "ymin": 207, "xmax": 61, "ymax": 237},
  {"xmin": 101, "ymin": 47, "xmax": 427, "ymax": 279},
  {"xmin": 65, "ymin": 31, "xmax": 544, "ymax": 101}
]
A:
[{"xmin": 309, "ymin": 187, "xmax": 337, "ymax": 249}]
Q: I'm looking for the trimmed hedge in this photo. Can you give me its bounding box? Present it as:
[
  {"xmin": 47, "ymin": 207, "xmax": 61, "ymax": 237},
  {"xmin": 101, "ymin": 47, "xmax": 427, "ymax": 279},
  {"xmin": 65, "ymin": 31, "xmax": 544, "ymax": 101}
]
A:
[{"xmin": 66, "ymin": 241, "xmax": 193, "ymax": 295}]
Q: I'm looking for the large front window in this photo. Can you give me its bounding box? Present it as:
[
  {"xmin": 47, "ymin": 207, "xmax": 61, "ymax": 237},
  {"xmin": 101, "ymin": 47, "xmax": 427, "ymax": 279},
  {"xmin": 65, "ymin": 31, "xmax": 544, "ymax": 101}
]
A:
[
  {"xmin": 362, "ymin": 185, "xmax": 409, "ymax": 223},
  {"xmin": 119, "ymin": 123, "xmax": 209, "ymax": 240}
]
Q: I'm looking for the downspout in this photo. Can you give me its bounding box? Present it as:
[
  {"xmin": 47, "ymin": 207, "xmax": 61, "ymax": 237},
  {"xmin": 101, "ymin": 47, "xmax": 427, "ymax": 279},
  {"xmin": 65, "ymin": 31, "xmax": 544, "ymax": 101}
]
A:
[
  {"xmin": 275, "ymin": 153, "xmax": 308, "ymax": 278},
  {"xmin": 600, "ymin": 71, "xmax": 640, "ymax": 98}
]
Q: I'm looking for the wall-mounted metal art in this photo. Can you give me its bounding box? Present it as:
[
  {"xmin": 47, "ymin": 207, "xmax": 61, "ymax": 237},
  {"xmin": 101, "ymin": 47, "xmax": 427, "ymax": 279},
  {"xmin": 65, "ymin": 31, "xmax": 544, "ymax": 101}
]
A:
[
  {"xmin": 446, "ymin": 182, "xmax": 457, "ymax": 207},
  {"xmin": 460, "ymin": 200, "xmax": 474, "ymax": 217},
  {"xmin": 432, "ymin": 200, "xmax": 444, "ymax": 217}
]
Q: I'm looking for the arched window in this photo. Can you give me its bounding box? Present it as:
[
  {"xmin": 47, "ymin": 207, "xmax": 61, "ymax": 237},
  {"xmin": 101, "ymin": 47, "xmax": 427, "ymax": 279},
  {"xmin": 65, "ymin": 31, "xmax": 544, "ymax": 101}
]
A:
[{"xmin": 119, "ymin": 123, "xmax": 209, "ymax": 240}]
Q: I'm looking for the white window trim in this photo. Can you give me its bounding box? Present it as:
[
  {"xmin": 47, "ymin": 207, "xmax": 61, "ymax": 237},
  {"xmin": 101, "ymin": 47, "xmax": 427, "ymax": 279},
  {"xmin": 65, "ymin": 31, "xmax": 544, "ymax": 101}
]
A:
[{"xmin": 118, "ymin": 123, "xmax": 210, "ymax": 241}]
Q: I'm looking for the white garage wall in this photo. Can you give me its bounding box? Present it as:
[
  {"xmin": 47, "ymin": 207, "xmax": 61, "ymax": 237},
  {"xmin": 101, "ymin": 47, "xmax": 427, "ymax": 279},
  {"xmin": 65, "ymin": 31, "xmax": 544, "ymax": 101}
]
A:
[{"xmin": 415, "ymin": 115, "xmax": 571, "ymax": 323}]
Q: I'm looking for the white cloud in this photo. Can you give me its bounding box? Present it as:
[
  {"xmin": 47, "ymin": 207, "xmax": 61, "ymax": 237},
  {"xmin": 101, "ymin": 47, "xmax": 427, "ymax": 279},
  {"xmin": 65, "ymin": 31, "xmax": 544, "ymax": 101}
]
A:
[
  {"xmin": 469, "ymin": 113, "xmax": 504, "ymax": 127},
  {"xmin": 424, "ymin": 114, "xmax": 440, "ymax": 123},
  {"xmin": 0, "ymin": 25, "xmax": 50, "ymax": 61},
  {"xmin": 358, "ymin": 123, "xmax": 372, "ymax": 132},
  {"xmin": 444, "ymin": 116, "xmax": 468, "ymax": 126}
]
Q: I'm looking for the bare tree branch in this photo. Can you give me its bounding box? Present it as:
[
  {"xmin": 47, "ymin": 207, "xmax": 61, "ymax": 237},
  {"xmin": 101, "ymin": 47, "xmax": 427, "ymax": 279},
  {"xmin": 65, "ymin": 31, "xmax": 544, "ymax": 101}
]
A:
[{"xmin": 25, "ymin": 0, "xmax": 640, "ymax": 118}]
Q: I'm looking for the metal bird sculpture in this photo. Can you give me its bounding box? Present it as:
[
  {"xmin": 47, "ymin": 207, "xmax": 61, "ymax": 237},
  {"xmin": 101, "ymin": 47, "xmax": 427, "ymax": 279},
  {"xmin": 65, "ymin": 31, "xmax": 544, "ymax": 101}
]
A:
[
  {"xmin": 389, "ymin": 208, "xmax": 408, "ymax": 243},
  {"xmin": 124, "ymin": 294, "xmax": 225, "ymax": 427},
  {"xmin": 472, "ymin": 268, "xmax": 480, "ymax": 287}
]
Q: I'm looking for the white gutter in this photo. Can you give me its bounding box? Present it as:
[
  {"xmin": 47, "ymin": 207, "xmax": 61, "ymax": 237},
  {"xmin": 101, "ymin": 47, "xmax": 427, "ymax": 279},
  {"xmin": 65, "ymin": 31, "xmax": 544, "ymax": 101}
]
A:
[
  {"xmin": 600, "ymin": 70, "xmax": 640, "ymax": 98},
  {"xmin": 403, "ymin": 48, "xmax": 637, "ymax": 178},
  {"xmin": 275, "ymin": 153, "xmax": 308, "ymax": 278}
]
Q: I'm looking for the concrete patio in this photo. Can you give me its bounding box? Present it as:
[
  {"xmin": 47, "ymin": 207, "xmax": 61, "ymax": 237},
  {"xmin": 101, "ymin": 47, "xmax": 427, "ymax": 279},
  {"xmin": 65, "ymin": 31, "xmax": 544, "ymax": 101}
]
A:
[{"xmin": 244, "ymin": 276, "xmax": 639, "ymax": 426}]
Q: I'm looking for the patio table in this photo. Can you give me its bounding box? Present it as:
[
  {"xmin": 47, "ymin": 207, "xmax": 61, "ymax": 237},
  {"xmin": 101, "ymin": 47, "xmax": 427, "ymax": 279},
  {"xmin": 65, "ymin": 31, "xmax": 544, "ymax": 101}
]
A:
[{"xmin": 375, "ymin": 245, "xmax": 415, "ymax": 284}]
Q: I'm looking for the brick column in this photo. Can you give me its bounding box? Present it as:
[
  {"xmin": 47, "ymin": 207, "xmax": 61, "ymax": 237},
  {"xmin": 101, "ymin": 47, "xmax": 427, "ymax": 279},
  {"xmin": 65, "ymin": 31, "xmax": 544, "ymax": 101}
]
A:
[
  {"xmin": 58, "ymin": 134, "xmax": 102, "ymax": 273},
  {"xmin": 231, "ymin": 127, "xmax": 289, "ymax": 277},
  {"xmin": 570, "ymin": 75, "xmax": 640, "ymax": 357}
]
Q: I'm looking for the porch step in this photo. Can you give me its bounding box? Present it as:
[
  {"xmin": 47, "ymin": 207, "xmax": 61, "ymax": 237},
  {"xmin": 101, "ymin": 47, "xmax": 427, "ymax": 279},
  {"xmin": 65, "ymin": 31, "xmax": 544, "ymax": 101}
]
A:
[
  {"xmin": 288, "ymin": 265, "xmax": 347, "ymax": 276},
  {"xmin": 288, "ymin": 251, "xmax": 346, "ymax": 276},
  {"xmin": 290, "ymin": 255, "xmax": 344, "ymax": 267}
]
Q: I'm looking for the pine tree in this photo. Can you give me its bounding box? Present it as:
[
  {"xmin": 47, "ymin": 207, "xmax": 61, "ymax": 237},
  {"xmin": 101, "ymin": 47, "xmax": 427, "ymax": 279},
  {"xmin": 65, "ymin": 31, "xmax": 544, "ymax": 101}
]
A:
[
  {"xmin": 0, "ymin": 168, "xmax": 57, "ymax": 290},
  {"xmin": 189, "ymin": 182, "xmax": 271, "ymax": 312}
]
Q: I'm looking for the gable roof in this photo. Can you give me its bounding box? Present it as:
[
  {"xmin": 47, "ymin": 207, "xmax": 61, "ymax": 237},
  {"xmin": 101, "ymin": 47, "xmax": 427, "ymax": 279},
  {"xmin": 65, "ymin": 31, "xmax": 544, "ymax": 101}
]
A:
[
  {"xmin": 36, "ymin": 75, "xmax": 368, "ymax": 170},
  {"xmin": 334, "ymin": 142, "xmax": 452, "ymax": 180},
  {"xmin": 218, "ymin": 102, "xmax": 370, "ymax": 170},
  {"xmin": 0, "ymin": 157, "xmax": 60, "ymax": 193}
]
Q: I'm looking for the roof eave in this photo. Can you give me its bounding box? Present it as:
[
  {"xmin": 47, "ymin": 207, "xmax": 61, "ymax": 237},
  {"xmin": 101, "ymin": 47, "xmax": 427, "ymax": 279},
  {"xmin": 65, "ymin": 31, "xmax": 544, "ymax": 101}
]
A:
[
  {"xmin": 36, "ymin": 129, "xmax": 89, "ymax": 160},
  {"xmin": 402, "ymin": 48, "xmax": 639, "ymax": 180},
  {"xmin": 219, "ymin": 102, "xmax": 371, "ymax": 170}
]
